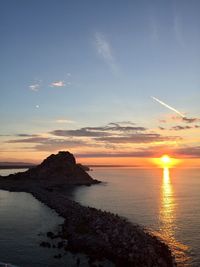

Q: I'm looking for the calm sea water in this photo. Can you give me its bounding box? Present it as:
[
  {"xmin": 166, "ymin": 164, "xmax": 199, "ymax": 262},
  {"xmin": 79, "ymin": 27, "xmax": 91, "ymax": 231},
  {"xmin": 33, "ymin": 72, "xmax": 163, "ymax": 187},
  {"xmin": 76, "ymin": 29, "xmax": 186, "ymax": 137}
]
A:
[
  {"xmin": 0, "ymin": 167, "xmax": 199, "ymax": 267},
  {"xmin": 71, "ymin": 167, "xmax": 200, "ymax": 267},
  {"xmin": 0, "ymin": 169, "xmax": 91, "ymax": 267}
]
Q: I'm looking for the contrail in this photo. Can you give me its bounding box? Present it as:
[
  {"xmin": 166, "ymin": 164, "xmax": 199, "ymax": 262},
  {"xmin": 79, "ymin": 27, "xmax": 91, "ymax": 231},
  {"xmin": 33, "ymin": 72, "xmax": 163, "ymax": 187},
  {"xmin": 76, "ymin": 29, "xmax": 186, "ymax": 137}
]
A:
[{"xmin": 151, "ymin": 96, "xmax": 185, "ymax": 117}]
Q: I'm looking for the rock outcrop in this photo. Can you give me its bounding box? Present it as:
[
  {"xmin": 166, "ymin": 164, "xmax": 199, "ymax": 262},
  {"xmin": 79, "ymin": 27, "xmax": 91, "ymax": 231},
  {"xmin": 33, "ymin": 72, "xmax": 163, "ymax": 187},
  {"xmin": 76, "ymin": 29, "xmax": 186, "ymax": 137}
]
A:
[{"xmin": 2, "ymin": 151, "xmax": 99, "ymax": 187}]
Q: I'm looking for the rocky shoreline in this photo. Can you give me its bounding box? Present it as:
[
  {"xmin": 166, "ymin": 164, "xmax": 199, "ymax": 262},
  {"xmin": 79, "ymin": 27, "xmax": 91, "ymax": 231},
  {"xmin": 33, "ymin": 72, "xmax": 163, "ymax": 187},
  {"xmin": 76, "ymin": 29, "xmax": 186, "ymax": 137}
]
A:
[{"xmin": 0, "ymin": 151, "xmax": 176, "ymax": 267}]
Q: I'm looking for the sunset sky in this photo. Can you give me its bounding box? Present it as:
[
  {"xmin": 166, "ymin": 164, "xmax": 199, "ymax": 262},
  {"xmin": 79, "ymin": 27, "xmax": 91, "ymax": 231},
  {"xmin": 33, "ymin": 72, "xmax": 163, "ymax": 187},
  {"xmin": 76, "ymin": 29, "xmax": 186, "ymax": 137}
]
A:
[{"xmin": 0, "ymin": 0, "xmax": 200, "ymax": 166}]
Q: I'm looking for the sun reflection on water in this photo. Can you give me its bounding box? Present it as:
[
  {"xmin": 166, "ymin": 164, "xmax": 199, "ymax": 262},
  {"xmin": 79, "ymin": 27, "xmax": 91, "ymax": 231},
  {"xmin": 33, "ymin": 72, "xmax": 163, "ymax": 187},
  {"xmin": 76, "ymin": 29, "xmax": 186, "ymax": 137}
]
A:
[
  {"xmin": 161, "ymin": 167, "xmax": 174, "ymax": 230},
  {"xmin": 159, "ymin": 167, "xmax": 190, "ymax": 266}
]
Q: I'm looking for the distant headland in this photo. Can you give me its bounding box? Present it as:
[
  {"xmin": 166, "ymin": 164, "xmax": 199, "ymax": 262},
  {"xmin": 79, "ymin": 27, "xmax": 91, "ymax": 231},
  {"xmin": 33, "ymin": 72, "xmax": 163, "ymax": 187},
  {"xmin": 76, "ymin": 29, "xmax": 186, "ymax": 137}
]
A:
[
  {"xmin": 0, "ymin": 162, "xmax": 36, "ymax": 169},
  {"xmin": 0, "ymin": 151, "xmax": 176, "ymax": 267},
  {"xmin": 0, "ymin": 162, "xmax": 139, "ymax": 169}
]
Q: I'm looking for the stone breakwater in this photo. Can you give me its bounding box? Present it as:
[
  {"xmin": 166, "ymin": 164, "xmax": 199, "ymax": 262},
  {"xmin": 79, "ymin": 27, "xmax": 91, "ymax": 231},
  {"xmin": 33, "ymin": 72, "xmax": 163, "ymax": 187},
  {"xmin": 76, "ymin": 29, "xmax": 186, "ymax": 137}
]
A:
[{"xmin": 36, "ymin": 190, "xmax": 176, "ymax": 267}]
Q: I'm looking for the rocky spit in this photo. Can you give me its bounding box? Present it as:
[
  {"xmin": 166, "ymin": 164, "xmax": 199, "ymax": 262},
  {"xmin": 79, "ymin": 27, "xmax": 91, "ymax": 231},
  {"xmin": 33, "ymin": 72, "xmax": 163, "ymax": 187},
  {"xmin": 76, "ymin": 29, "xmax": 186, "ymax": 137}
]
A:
[{"xmin": 0, "ymin": 151, "xmax": 176, "ymax": 267}]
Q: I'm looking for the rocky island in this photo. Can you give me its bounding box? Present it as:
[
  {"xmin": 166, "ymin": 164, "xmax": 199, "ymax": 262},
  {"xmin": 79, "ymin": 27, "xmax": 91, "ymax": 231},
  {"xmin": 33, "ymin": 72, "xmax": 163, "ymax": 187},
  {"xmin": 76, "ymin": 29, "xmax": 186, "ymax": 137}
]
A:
[{"xmin": 0, "ymin": 151, "xmax": 176, "ymax": 267}]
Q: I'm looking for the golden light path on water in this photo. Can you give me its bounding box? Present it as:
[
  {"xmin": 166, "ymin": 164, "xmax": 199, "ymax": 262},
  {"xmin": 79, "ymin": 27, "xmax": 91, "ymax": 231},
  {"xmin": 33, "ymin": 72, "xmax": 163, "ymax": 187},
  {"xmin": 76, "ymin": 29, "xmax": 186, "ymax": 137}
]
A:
[
  {"xmin": 159, "ymin": 167, "xmax": 190, "ymax": 266},
  {"xmin": 160, "ymin": 167, "xmax": 175, "ymax": 239}
]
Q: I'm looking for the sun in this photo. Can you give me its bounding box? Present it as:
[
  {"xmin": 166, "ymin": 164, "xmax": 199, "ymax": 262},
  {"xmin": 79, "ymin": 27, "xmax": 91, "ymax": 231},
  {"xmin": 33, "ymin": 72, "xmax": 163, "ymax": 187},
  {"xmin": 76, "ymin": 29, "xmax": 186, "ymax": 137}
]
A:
[
  {"xmin": 152, "ymin": 154, "xmax": 180, "ymax": 168},
  {"xmin": 159, "ymin": 154, "xmax": 174, "ymax": 167},
  {"xmin": 161, "ymin": 155, "xmax": 171, "ymax": 165}
]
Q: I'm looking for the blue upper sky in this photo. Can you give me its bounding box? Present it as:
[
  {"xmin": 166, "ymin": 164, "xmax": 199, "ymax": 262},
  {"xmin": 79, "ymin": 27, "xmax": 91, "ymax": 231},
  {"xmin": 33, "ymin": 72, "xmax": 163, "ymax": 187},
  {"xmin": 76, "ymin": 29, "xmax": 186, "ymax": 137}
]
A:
[{"xmin": 0, "ymin": 0, "xmax": 200, "ymax": 163}]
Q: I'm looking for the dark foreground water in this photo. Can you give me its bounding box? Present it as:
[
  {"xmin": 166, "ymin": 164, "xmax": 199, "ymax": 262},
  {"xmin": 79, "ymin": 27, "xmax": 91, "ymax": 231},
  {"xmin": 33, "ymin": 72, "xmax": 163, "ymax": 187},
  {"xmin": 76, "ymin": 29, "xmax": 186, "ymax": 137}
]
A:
[
  {"xmin": 0, "ymin": 178, "xmax": 91, "ymax": 266},
  {"xmin": 0, "ymin": 167, "xmax": 199, "ymax": 267},
  {"xmin": 72, "ymin": 167, "xmax": 200, "ymax": 267}
]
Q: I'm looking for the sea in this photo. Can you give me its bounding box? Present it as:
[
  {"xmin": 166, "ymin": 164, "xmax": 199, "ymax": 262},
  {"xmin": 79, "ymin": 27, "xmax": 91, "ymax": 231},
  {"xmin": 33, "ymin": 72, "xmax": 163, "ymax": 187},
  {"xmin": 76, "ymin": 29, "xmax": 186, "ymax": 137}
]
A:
[{"xmin": 0, "ymin": 167, "xmax": 199, "ymax": 267}]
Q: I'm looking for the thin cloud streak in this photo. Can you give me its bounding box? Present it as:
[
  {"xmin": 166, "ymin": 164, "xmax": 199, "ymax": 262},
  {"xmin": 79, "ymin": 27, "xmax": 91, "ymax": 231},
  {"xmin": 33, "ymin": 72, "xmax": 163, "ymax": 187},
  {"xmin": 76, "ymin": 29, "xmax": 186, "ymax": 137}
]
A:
[
  {"xmin": 170, "ymin": 125, "xmax": 200, "ymax": 131},
  {"xmin": 76, "ymin": 151, "xmax": 154, "ymax": 158},
  {"xmin": 51, "ymin": 129, "xmax": 111, "ymax": 137},
  {"xmin": 149, "ymin": 15, "xmax": 159, "ymax": 42},
  {"xmin": 50, "ymin": 81, "xmax": 66, "ymax": 87},
  {"xmin": 29, "ymin": 83, "xmax": 40, "ymax": 92},
  {"xmin": 173, "ymin": 12, "xmax": 185, "ymax": 48},
  {"xmin": 182, "ymin": 117, "xmax": 200, "ymax": 123},
  {"xmin": 94, "ymin": 32, "xmax": 118, "ymax": 72},
  {"xmin": 152, "ymin": 96, "xmax": 185, "ymax": 117},
  {"xmin": 158, "ymin": 115, "xmax": 200, "ymax": 124},
  {"xmin": 16, "ymin": 134, "xmax": 39, "ymax": 137},
  {"xmin": 76, "ymin": 145, "xmax": 200, "ymax": 159},
  {"xmin": 95, "ymin": 133, "xmax": 181, "ymax": 144},
  {"xmin": 33, "ymin": 139, "xmax": 86, "ymax": 152},
  {"xmin": 55, "ymin": 119, "xmax": 75, "ymax": 124},
  {"xmin": 50, "ymin": 123, "xmax": 147, "ymax": 138},
  {"xmin": 174, "ymin": 146, "xmax": 200, "ymax": 158},
  {"xmin": 7, "ymin": 137, "xmax": 49, "ymax": 143},
  {"xmin": 7, "ymin": 136, "xmax": 89, "ymax": 151}
]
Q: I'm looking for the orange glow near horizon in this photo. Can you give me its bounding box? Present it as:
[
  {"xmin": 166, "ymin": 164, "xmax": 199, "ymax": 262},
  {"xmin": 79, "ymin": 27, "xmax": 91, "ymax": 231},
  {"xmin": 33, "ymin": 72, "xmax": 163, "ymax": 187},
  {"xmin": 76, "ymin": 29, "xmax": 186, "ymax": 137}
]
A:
[{"xmin": 2, "ymin": 151, "xmax": 200, "ymax": 168}]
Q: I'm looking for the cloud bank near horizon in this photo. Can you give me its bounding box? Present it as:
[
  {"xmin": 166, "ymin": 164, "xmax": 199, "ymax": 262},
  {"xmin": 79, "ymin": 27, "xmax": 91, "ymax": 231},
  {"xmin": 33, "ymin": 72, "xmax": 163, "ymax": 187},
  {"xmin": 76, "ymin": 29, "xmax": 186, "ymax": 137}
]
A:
[{"xmin": 3, "ymin": 121, "xmax": 199, "ymax": 158}]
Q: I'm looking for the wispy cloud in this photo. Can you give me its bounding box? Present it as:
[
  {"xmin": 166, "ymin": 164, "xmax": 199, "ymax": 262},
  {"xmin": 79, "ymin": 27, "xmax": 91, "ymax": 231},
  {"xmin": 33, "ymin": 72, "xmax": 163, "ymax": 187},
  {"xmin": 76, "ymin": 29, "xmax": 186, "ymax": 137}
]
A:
[
  {"xmin": 50, "ymin": 128, "xmax": 111, "ymax": 137},
  {"xmin": 158, "ymin": 127, "xmax": 165, "ymax": 130},
  {"xmin": 8, "ymin": 137, "xmax": 87, "ymax": 151},
  {"xmin": 76, "ymin": 145, "xmax": 200, "ymax": 159},
  {"xmin": 182, "ymin": 117, "xmax": 200, "ymax": 123},
  {"xmin": 149, "ymin": 15, "xmax": 159, "ymax": 42},
  {"xmin": 170, "ymin": 125, "xmax": 200, "ymax": 131},
  {"xmin": 173, "ymin": 13, "xmax": 185, "ymax": 48},
  {"xmin": 95, "ymin": 134, "xmax": 181, "ymax": 144},
  {"xmin": 29, "ymin": 83, "xmax": 41, "ymax": 92},
  {"xmin": 49, "ymin": 122, "xmax": 180, "ymax": 146},
  {"xmin": 50, "ymin": 122, "xmax": 147, "ymax": 138},
  {"xmin": 108, "ymin": 121, "xmax": 136, "ymax": 126},
  {"xmin": 5, "ymin": 121, "xmax": 187, "ymax": 155},
  {"xmin": 174, "ymin": 146, "xmax": 200, "ymax": 158},
  {"xmin": 94, "ymin": 32, "xmax": 118, "ymax": 72},
  {"xmin": 29, "ymin": 74, "xmax": 72, "ymax": 91},
  {"xmin": 50, "ymin": 80, "xmax": 66, "ymax": 87},
  {"xmin": 29, "ymin": 79, "xmax": 42, "ymax": 92},
  {"xmin": 33, "ymin": 139, "xmax": 85, "ymax": 151},
  {"xmin": 55, "ymin": 119, "xmax": 75, "ymax": 124},
  {"xmin": 7, "ymin": 137, "xmax": 49, "ymax": 144},
  {"xmin": 75, "ymin": 145, "xmax": 200, "ymax": 159},
  {"xmin": 76, "ymin": 151, "xmax": 155, "ymax": 158},
  {"xmin": 16, "ymin": 134, "xmax": 39, "ymax": 137},
  {"xmin": 158, "ymin": 114, "xmax": 200, "ymax": 125}
]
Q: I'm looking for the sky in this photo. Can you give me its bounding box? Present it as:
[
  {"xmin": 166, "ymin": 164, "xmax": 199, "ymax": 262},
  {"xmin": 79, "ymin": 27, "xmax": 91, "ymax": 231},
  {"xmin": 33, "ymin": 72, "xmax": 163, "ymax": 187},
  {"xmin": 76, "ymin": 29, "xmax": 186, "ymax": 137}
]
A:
[{"xmin": 0, "ymin": 0, "xmax": 200, "ymax": 166}]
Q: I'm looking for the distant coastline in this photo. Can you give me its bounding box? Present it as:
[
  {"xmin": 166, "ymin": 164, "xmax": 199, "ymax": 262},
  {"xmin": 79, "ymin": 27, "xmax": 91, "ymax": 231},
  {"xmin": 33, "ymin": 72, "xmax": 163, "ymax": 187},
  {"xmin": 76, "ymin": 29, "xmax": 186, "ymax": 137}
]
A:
[
  {"xmin": 88, "ymin": 164, "xmax": 140, "ymax": 168},
  {"xmin": 0, "ymin": 162, "xmax": 139, "ymax": 169},
  {"xmin": 0, "ymin": 165, "xmax": 36, "ymax": 169}
]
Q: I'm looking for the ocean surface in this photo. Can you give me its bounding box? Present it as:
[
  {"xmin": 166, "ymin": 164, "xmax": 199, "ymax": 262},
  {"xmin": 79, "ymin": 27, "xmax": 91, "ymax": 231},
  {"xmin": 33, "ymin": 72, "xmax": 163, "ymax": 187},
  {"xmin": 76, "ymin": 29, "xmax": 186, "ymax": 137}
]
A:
[
  {"xmin": 0, "ymin": 167, "xmax": 199, "ymax": 267},
  {"xmin": 71, "ymin": 167, "xmax": 200, "ymax": 267},
  {"xmin": 0, "ymin": 169, "xmax": 91, "ymax": 267}
]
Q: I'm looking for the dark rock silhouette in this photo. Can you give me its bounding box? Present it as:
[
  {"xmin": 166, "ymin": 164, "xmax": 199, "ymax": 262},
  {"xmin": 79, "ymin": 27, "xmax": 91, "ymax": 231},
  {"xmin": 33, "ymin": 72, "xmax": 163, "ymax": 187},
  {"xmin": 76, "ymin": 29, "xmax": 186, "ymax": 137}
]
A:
[{"xmin": 2, "ymin": 151, "xmax": 100, "ymax": 187}]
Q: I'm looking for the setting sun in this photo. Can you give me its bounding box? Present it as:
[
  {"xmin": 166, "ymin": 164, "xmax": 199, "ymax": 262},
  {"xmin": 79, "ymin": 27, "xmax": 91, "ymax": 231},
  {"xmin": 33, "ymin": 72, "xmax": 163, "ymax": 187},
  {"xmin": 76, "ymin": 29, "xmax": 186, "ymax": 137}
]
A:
[
  {"xmin": 152, "ymin": 155, "xmax": 180, "ymax": 168},
  {"xmin": 161, "ymin": 155, "xmax": 171, "ymax": 164}
]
